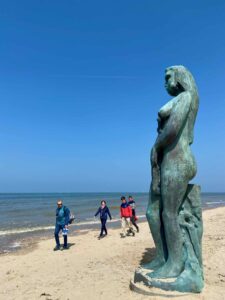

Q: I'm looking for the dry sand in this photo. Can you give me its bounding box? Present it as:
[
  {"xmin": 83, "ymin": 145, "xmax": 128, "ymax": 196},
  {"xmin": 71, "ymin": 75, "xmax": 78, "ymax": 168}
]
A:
[{"xmin": 1, "ymin": 207, "xmax": 225, "ymax": 300}]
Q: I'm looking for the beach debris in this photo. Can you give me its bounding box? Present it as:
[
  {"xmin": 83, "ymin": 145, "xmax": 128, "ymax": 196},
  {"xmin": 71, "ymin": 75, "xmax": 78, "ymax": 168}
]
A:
[{"xmin": 40, "ymin": 292, "xmax": 51, "ymax": 297}]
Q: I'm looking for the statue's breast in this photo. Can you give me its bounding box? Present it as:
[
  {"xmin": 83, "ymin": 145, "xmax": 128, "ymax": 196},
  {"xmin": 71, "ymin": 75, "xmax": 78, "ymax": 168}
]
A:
[{"xmin": 158, "ymin": 98, "xmax": 176, "ymax": 120}]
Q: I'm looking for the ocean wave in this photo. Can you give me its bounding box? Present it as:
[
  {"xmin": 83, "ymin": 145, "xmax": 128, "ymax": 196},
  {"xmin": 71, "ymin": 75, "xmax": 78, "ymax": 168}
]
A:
[
  {"xmin": 9, "ymin": 242, "xmax": 21, "ymax": 248},
  {"xmin": 76, "ymin": 214, "xmax": 146, "ymax": 225},
  {"xmin": 76, "ymin": 218, "xmax": 120, "ymax": 226},
  {"xmin": 206, "ymin": 201, "xmax": 225, "ymax": 205},
  {"xmin": 0, "ymin": 226, "xmax": 55, "ymax": 236},
  {"xmin": 0, "ymin": 215, "xmax": 146, "ymax": 236}
]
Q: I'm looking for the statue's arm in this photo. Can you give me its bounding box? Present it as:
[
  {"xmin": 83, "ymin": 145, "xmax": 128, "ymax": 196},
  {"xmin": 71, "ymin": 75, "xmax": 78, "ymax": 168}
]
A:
[{"xmin": 154, "ymin": 92, "xmax": 191, "ymax": 151}]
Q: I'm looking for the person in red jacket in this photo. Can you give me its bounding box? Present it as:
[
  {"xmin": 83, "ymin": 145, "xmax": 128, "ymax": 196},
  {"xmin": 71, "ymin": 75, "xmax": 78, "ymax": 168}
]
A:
[{"xmin": 120, "ymin": 196, "xmax": 135, "ymax": 238}]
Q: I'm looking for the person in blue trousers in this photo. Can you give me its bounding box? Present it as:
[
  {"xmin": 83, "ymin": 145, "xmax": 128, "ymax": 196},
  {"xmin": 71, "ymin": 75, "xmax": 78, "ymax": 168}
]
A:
[
  {"xmin": 95, "ymin": 200, "xmax": 112, "ymax": 239},
  {"xmin": 54, "ymin": 199, "xmax": 70, "ymax": 251}
]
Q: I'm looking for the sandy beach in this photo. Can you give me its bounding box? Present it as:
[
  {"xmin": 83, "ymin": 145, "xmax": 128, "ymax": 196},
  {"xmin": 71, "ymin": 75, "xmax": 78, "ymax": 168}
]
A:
[{"xmin": 1, "ymin": 207, "xmax": 225, "ymax": 300}]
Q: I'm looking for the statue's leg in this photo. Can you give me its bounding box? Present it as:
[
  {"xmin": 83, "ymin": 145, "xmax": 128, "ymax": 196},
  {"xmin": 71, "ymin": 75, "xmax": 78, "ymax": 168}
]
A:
[
  {"xmin": 144, "ymin": 192, "xmax": 166, "ymax": 270},
  {"xmin": 148, "ymin": 178, "xmax": 188, "ymax": 278}
]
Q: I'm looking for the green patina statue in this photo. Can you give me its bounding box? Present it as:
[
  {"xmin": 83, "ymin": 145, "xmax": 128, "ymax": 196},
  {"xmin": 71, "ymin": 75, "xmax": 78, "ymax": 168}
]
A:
[{"xmin": 132, "ymin": 66, "xmax": 204, "ymax": 293}]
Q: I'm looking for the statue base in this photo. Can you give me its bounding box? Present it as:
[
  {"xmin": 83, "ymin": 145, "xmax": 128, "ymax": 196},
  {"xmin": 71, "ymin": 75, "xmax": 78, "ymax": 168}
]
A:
[
  {"xmin": 130, "ymin": 279, "xmax": 191, "ymax": 297},
  {"xmin": 130, "ymin": 266, "xmax": 203, "ymax": 295}
]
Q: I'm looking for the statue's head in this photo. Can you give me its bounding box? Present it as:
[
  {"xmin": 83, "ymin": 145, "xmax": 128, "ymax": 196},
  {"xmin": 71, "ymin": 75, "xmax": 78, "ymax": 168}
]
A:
[{"xmin": 165, "ymin": 65, "xmax": 197, "ymax": 96}]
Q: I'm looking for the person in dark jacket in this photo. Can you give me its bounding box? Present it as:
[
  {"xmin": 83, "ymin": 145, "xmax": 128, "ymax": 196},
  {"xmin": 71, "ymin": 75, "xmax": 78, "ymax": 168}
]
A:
[
  {"xmin": 120, "ymin": 196, "xmax": 135, "ymax": 238},
  {"xmin": 95, "ymin": 200, "xmax": 112, "ymax": 239},
  {"xmin": 128, "ymin": 195, "xmax": 139, "ymax": 232},
  {"xmin": 54, "ymin": 199, "xmax": 70, "ymax": 251}
]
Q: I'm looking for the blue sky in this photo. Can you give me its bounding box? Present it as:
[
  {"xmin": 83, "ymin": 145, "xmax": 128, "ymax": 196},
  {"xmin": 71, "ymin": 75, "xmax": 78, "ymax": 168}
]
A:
[{"xmin": 0, "ymin": 0, "xmax": 225, "ymax": 192}]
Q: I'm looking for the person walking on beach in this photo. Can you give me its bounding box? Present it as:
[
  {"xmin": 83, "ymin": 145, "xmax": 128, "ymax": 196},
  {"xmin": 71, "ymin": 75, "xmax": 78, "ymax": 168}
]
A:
[
  {"xmin": 128, "ymin": 195, "xmax": 139, "ymax": 232},
  {"xmin": 120, "ymin": 196, "xmax": 135, "ymax": 238},
  {"xmin": 95, "ymin": 200, "xmax": 112, "ymax": 239},
  {"xmin": 54, "ymin": 199, "xmax": 70, "ymax": 251}
]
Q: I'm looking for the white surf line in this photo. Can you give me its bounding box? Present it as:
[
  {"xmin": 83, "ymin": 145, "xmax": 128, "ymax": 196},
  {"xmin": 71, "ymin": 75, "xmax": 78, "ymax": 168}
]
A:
[{"xmin": 0, "ymin": 226, "xmax": 55, "ymax": 236}]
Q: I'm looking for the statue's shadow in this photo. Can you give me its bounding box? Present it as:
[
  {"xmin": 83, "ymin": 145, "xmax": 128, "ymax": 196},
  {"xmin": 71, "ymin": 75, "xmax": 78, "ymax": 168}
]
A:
[{"xmin": 139, "ymin": 247, "xmax": 156, "ymax": 265}]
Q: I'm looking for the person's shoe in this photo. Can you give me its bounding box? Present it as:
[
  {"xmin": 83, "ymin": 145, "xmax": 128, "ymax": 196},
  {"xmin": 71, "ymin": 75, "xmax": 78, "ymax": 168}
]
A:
[
  {"xmin": 98, "ymin": 235, "xmax": 103, "ymax": 239},
  {"xmin": 53, "ymin": 246, "xmax": 60, "ymax": 251},
  {"xmin": 126, "ymin": 229, "xmax": 131, "ymax": 235},
  {"xmin": 131, "ymin": 230, "xmax": 135, "ymax": 236},
  {"xmin": 63, "ymin": 245, "xmax": 69, "ymax": 250}
]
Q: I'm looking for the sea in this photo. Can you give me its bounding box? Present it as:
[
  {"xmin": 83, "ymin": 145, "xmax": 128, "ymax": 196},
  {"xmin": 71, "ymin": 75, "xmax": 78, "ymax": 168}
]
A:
[{"xmin": 1, "ymin": 192, "xmax": 225, "ymax": 254}]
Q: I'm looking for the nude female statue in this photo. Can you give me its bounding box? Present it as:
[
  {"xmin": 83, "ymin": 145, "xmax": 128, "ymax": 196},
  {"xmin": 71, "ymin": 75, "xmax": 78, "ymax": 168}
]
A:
[{"xmin": 146, "ymin": 66, "xmax": 199, "ymax": 278}]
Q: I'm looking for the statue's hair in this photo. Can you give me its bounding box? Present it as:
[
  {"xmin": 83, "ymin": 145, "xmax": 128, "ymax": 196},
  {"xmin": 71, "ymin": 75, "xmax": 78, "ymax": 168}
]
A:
[
  {"xmin": 166, "ymin": 65, "xmax": 199, "ymax": 144},
  {"xmin": 166, "ymin": 65, "xmax": 198, "ymax": 95}
]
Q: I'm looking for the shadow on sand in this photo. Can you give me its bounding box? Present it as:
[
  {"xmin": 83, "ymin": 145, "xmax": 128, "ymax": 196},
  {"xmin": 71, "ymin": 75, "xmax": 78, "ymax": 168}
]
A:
[
  {"xmin": 139, "ymin": 247, "xmax": 156, "ymax": 266},
  {"xmin": 66, "ymin": 242, "xmax": 75, "ymax": 249}
]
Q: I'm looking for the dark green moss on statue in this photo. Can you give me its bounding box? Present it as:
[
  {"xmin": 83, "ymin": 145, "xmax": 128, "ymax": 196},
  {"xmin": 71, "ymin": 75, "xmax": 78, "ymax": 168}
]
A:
[{"xmin": 134, "ymin": 66, "xmax": 204, "ymax": 293}]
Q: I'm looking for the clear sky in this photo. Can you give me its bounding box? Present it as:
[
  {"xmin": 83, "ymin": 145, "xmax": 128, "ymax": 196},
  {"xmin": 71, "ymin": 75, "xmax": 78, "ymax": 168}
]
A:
[{"xmin": 0, "ymin": 0, "xmax": 225, "ymax": 192}]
